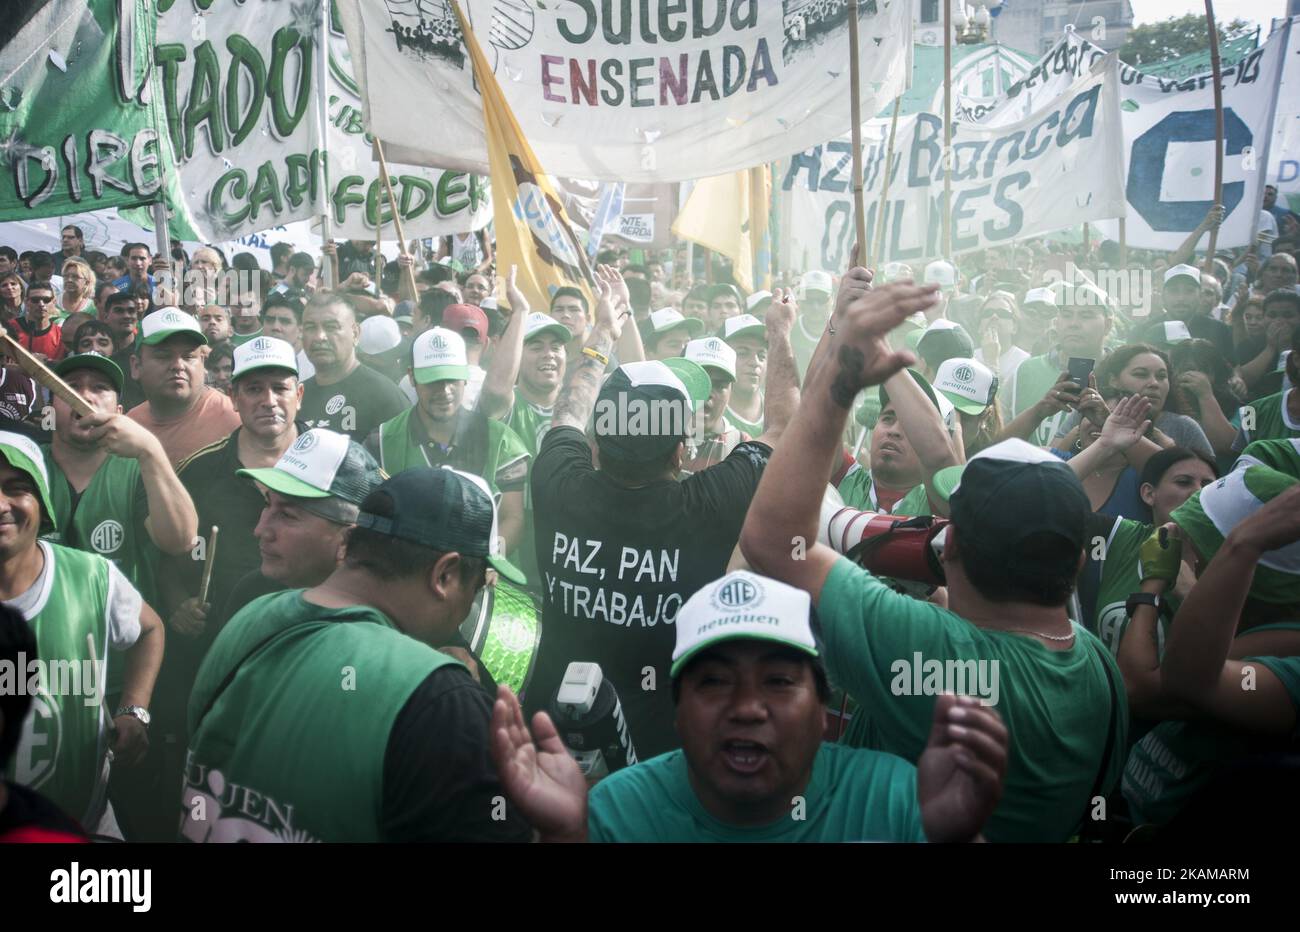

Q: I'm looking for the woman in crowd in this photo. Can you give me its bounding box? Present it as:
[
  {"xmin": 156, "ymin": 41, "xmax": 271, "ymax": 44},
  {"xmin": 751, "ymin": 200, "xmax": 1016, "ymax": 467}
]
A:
[
  {"xmin": 0, "ymin": 270, "xmax": 24, "ymax": 325},
  {"xmin": 57, "ymin": 257, "xmax": 96, "ymax": 318},
  {"xmin": 972, "ymin": 291, "xmax": 1030, "ymax": 389},
  {"xmin": 1094, "ymin": 343, "xmax": 1215, "ymax": 461},
  {"xmin": 1168, "ymin": 338, "xmax": 1243, "ymax": 458}
]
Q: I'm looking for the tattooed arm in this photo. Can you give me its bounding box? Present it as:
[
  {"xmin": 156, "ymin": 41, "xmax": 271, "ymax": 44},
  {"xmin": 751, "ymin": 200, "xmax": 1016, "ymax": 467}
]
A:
[
  {"xmin": 741, "ymin": 282, "xmax": 940, "ymax": 603},
  {"xmin": 550, "ymin": 277, "xmax": 623, "ymax": 433}
]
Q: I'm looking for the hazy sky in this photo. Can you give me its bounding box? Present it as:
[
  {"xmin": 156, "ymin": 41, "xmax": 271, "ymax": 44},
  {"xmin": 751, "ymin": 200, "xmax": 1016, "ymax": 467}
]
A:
[{"xmin": 1131, "ymin": 0, "xmax": 1289, "ymax": 32}]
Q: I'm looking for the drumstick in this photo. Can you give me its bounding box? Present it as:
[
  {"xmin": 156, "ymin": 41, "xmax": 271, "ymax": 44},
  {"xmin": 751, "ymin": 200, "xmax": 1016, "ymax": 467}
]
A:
[
  {"xmin": 0, "ymin": 332, "xmax": 95, "ymax": 417},
  {"xmin": 198, "ymin": 525, "xmax": 219, "ymax": 606}
]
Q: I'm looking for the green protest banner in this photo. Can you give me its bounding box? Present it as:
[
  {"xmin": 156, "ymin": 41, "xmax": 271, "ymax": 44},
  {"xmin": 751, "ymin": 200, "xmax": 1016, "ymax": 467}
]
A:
[{"xmin": 0, "ymin": 0, "xmax": 196, "ymax": 236}]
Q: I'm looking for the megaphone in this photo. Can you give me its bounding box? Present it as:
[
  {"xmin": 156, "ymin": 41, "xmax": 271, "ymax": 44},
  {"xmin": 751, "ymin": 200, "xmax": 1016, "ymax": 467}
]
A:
[{"xmin": 820, "ymin": 486, "xmax": 949, "ymax": 593}]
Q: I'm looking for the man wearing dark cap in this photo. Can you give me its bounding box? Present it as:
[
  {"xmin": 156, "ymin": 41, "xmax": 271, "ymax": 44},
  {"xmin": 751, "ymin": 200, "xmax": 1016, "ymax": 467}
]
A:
[
  {"xmin": 181, "ymin": 467, "xmax": 532, "ymax": 842},
  {"xmin": 742, "ymin": 275, "xmax": 1129, "ymax": 842},
  {"xmin": 219, "ymin": 427, "xmax": 386, "ymax": 622},
  {"xmin": 914, "ymin": 319, "xmax": 975, "ymax": 381},
  {"xmin": 491, "ymin": 570, "xmax": 1009, "ymax": 842},
  {"xmin": 524, "ymin": 279, "xmax": 800, "ymax": 758}
]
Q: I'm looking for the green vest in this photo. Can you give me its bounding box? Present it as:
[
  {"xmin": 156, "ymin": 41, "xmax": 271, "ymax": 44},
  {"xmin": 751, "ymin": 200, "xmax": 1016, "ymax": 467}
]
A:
[
  {"xmin": 837, "ymin": 467, "xmax": 931, "ymax": 515},
  {"xmin": 4, "ymin": 545, "xmax": 112, "ymax": 825},
  {"xmin": 41, "ymin": 446, "xmax": 158, "ymax": 607},
  {"xmin": 504, "ymin": 392, "xmax": 553, "ymax": 458},
  {"xmin": 724, "ymin": 404, "xmax": 764, "ymax": 438},
  {"xmin": 183, "ymin": 590, "xmax": 460, "ymax": 842},
  {"xmin": 377, "ymin": 406, "xmax": 527, "ymax": 496},
  {"xmin": 1092, "ymin": 518, "xmax": 1177, "ymax": 657}
]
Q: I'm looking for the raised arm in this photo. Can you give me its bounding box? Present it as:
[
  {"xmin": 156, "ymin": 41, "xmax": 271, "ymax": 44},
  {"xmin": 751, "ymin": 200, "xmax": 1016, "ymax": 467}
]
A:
[
  {"xmin": 1064, "ymin": 394, "xmax": 1161, "ymax": 481},
  {"xmin": 479, "ymin": 266, "xmax": 527, "ymax": 420},
  {"xmin": 754, "ymin": 289, "xmax": 799, "ymax": 447},
  {"xmin": 597, "ymin": 265, "xmax": 645, "ymax": 365},
  {"xmin": 1165, "ymin": 204, "xmax": 1223, "ymax": 269},
  {"xmin": 879, "ymin": 366, "xmax": 959, "ymax": 507},
  {"xmin": 741, "ymin": 280, "xmax": 940, "ymax": 603},
  {"xmin": 1159, "ymin": 485, "xmax": 1300, "ymax": 735}
]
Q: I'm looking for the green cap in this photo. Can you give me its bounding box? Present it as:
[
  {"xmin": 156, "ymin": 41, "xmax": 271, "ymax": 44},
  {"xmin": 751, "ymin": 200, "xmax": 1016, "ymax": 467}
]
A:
[
  {"xmin": 54, "ymin": 351, "xmax": 123, "ymax": 396},
  {"xmin": 0, "ymin": 430, "xmax": 56, "ymax": 531},
  {"xmin": 139, "ymin": 307, "xmax": 207, "ymax": 347}
]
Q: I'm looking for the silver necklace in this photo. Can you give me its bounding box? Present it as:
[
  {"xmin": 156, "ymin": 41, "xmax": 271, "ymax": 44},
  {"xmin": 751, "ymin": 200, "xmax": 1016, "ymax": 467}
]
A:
[{"xmin": 1008, "ymin": 628, "xmax": 1076, "ymax": 642}]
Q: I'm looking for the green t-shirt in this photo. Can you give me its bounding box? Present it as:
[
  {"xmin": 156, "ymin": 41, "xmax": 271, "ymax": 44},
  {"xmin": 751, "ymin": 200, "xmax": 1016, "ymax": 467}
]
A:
[
  {"xmin": 229, "ymin": 328, "xmax": 264, "ymax": 347},
  {"xmin": 837, "ymin": 466, "xmax": 931, "ymax": 515},
  {"xmin": 1235, "ymin": 437, "xmax": 1300, "ymax": 477},
  {"xmin": 1008, "ymin": 353, "xmax": 1071, "ymax": 447},
  {"xmin": 1090, "ymin": 517, "xmax": 1175, "ymax": 657},
  {"xmin": 1235, "ymin": 390, "xmax": 1300, "ymax": 448},
  {"xmin": 587, "ymin": 743, "xmax": 926, "ymax": 842},
  {"xmin": 1122, "ymin": 652, "xmax": 1300, "ymax": 826},
  {"xmin": 820, "ymin": 557, "xmax": 1128, "ymax": 842},
  {"xmin": 790, "ymin": 317, "xmax": 823, "ymax": 380}
]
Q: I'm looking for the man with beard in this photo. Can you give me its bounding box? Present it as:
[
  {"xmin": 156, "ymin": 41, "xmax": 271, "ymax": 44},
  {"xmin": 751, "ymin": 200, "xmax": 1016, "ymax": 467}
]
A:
[
  {"xmin": 127, "ymin": 309, "xmax": 240, "ymax": 467},
  {"xmin": 298, "ymin": 293, "xmax": 408, "ymax": 441},
  {"xmin": 366, "ymin": 328, "xmax": 529, "ymax": 558}
]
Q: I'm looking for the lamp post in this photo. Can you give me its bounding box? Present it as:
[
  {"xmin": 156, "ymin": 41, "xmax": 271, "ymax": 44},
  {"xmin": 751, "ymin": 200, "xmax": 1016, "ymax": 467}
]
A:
[{"xmin": 954, "ymin": 2, "xmax": 992, "ymax": 45}]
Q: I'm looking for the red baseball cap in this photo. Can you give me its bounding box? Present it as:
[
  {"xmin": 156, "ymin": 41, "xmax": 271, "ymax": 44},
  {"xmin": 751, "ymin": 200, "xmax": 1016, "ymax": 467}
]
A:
[{"xmin": 442, "ymin": 303, "xmax": 489, "ymax": 344}]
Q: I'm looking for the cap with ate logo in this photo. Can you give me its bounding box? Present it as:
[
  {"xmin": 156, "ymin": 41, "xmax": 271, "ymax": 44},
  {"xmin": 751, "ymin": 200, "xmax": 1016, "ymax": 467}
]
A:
[
  {"xmin": 237, "ymin": 427, "xmax": 384, "ymax": 505},
  {"xmin": 140, "ymin": 307, "xmax": 207, "ymax": 346},
  {"xmin": 411, "ymin": 326, "xmax": 470, "ymax": 384},
  {"xmin": 934, "ymin": 357, "xmax": 998, "ymax": 415},
  {"xmin": 670, "ymin": 571, "xmax": 818, "ymax": 677},
  {"xmin": 232, "ymin": 336, "xmax": 298, "ymax": 381},
  {"xmin": 684, "ymin": 337, "xmax": 736, "ymax": 381}
]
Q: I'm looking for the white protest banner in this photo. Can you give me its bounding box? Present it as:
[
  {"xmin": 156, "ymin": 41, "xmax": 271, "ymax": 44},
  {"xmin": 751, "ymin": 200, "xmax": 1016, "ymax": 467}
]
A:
[
  {"xmin": 778, "ymin": 54, "xmax": 1124, "ymax": 272},
  {"xmin": 155, "ymin": 1, "xmax": 490, "ymax": 243},
  {"xmin": 339, "ymin": 0, "xmax": 913, "ymax": 183},
  {"xmin": 963, "ymin": 28, "xmax": 1287, "ymax": 251},
  {"xmin": 1266, "ymin": 16, "xmax": 1299, "ymax": 216},
  {"xmin": 323, "ymin": 4, "xmax": 492, "ymax": 239}
]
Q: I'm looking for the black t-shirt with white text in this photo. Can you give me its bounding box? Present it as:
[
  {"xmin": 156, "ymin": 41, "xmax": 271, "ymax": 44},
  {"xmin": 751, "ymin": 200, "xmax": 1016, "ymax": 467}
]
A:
[
  {"xmin": 300, "ymin": 361, "xmax": 409, "ymax": 442},
  {"xmin": 525, "ymin": 426, "xmax": 772, "ymax": 758}
]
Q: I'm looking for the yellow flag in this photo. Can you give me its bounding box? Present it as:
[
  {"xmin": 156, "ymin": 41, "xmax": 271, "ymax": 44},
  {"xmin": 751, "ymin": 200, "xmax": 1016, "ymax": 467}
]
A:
[
  {"xmin": 451, "ymin": 2, "xmax": 593, "ymax": 311},
  {"xmin": 672, "ymin": 165, "xmax": 772, "ymax": 294}
]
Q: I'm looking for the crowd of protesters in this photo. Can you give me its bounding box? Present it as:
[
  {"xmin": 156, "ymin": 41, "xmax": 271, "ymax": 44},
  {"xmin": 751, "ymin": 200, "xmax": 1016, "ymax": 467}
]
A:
[{"xmin": 1, "ymin": 194, "xmax": 1299, "ymax": 843}]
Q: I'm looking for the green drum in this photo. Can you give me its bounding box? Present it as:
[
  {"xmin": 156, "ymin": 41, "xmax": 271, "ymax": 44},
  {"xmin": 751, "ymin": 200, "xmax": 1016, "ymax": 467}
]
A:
[{"xmin": 460, "ymin": 579, "xmax": 542, "ymax": 695}]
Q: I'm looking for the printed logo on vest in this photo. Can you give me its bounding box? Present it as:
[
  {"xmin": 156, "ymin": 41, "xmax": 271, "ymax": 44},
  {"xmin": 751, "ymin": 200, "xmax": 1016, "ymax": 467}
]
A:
[
  {"xmin": 90, "ymin": 520, "xmax": 124, "ymax": 554},
  {"xmin": 325, "ymin": 394, "xmax": 346, "ymax": 416},
  {"xmin": 180, "ymin": 763, "xmax": 321, "ymax": 844}
]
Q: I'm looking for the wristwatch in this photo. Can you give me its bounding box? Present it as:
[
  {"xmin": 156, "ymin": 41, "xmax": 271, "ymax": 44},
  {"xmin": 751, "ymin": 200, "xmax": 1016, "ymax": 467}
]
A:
[
  {"xmin": 114, "ymin": 705, "xmax": 151, "ymax": 728},
  {"xmin": 1125, "ymin": 592, "xmax": 1162, "ymax": 617}
]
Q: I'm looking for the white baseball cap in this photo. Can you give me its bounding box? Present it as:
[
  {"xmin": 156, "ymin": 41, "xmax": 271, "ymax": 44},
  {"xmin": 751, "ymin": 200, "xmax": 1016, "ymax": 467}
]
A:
[
  {"xmin": 359, "ymin": 315, "xmax": 402, "ymax": 355},
  {"xmin": 798, "ymin": 270, "xmax": 834, "ymax": 297},
  {"xmin": 140, "ymin": 307, "xmax": 207, "ymax": 346},
  {"xmin": 232, "ymin": 335, "xmax": 298, "ymax": 381},
  {"xmin": 670, "ymin": 571, "xmax": 818, "ymax": 678},
  {"xmin": 720, "ymin": 313, "xmax": 767, "ymax": 345},
  {"xmin": 745, "ymin": 290, "xmax": 773, "ymax": 313},
  {"xmin": 924, "ymin": 259, "xmax": 957, "ymax": 290},
  {"xmin": 685, "ymin": 337, "xmax": 737, "ymax": 382},
  {"xmin": 523, "ymin": 312, "xmax": 572, "ymax": 344},
  {"xmin": 880, "ymin": 261, "xmax": 914, "ymax": 282},
  {"xmin": 411, "ymin": 327, "xmax": 470, "ymax": 384},
  {"xmin": 1164, "ymin": 264, "xmax": 1201, "ymax": 286},
  {"xmin": 649, "ymin": 307, "xmax": 705, "ymax": 339},
  {"xmin": 1022, "ymin": 287, "xmax": 1057, "ymax": 309},
  {"xmin": 934, "ymin": 357, "xmax": 999, "ymax": 416}
]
